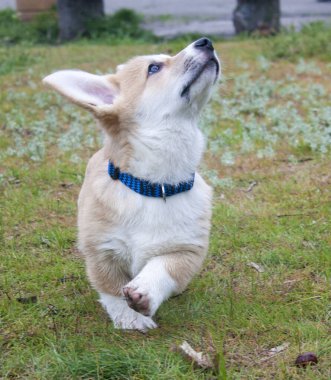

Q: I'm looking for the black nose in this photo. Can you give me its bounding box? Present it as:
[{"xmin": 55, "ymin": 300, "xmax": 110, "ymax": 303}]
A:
[{"xmin": 194, "ymin": 37, "xmax": 214, "ymax": 51}]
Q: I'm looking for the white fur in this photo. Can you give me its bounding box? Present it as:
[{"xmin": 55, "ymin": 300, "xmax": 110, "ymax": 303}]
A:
[
  {"xmin": 128, "ymin": 117, "xmax": 204, "ymax": 184},
  {"xmin": 91, "ymin": 169, "xmax": 211, "ymax": 271}
]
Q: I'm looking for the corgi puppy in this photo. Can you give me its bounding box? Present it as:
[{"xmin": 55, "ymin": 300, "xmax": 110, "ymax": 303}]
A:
[{"xmin": 43, "ymin": 38, "xmax": 220, "ymax": 331}]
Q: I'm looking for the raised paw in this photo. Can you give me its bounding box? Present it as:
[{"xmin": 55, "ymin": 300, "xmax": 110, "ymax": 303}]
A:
[{"xmin": 123, "ymin": 286, "xmax": 151, "ymax": 316}]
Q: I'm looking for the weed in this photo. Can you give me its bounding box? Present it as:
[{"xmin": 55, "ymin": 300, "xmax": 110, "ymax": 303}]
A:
[
  {"xmin": 29, "ymin": 8, "xmax": 59, "ymax": 44},
  {"xmin": 84, "ymin": 8, "xmax": 156, "ymax": 41},
  {"xmin": 0, "ymin": 8, "xmax": 30, "ymax": 44},
  {"xmin": 264, "ymin": 21, "xmax": 331, "ymax": 61},
  {"xmin": 0, "ymin": 8, "xmax": 58, "ymax": 45}
]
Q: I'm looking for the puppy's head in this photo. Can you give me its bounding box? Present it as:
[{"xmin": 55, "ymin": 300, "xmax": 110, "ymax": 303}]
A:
[{"xmin": 43, "ymin": 38, "xmax": 220, "ymax": 130}]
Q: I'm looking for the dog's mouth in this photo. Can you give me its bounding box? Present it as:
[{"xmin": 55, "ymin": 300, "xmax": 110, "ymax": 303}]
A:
[{"xmin": 180, "ymin": 57, "xmax": 219, "ymax": 98}]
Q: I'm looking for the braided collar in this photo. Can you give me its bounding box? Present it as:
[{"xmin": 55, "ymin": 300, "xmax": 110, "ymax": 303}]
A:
[{"xmin": 108, "ymin": 160, "xmax": 195, "ymax": 201}]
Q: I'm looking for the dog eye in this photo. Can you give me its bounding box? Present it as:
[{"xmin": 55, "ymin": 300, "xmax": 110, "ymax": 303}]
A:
[{"xmin": 148, "ymin": 64, "xmax": 161, "ymax": 75}]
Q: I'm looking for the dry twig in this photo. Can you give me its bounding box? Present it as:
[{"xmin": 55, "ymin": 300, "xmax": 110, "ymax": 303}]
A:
[
  {"xmin": 177, "ymin": 341, "xmax": 213, "ymax": 369},
  {"xmin": 247, "ymin": 262, "xmax": 265, "ymax": 273}
]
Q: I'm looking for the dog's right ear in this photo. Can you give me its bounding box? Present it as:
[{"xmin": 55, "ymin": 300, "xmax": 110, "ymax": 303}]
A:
[{"xmin": 42, "ymin": 70, "xmax": 119, "ymax": 113}]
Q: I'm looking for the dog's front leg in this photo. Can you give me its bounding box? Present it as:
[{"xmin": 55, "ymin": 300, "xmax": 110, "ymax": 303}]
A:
[
  {"xmin": 86, "ymin": 255, "xmax": 157, "ymax": 332},
  {"xmin": 123, "ymin": 248, "xmax": 206, "ymax": 317}
]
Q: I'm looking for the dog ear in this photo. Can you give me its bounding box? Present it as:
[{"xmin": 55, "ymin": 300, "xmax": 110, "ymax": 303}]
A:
[{"xmin": 42, "ymin": 70, "xmax": 119, "ymax": 112}]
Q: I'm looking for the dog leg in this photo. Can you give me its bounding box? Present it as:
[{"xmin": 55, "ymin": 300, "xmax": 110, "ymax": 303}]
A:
[
  {"xmin": 123, "ymin": 249, "xmax": 205, "ymax": 316},
  {"xmin": 85, "ymin": 254, "xmax": 157, "ymax": 331}
]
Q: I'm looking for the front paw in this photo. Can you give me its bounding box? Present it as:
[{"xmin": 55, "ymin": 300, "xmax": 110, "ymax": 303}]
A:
[
  {"xmin": 123, "ymin": 286, "xmax": 151, "ymax": 316},
  {"xmin": 113, "ymin": 310, "xmax": 157, "ymax": 332}
]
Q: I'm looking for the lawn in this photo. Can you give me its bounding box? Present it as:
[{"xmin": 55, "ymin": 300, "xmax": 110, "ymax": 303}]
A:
[{"xmin": 0, "ymin": 34, "xmax": 330, "ymax": 379}]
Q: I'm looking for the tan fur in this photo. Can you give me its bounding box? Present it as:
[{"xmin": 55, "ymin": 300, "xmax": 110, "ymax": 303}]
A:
[{"xmin": 164, "ymin": 245, "xmax": 208, "ymax": 292}]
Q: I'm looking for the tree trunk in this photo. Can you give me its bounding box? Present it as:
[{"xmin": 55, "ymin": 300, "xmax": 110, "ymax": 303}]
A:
[
  {"xmin": 233, "ymin": 0, "xmax": 280, "ymax": 35},
  {"xmin": 57, "ymin": 0, "xmax": 104, "ymax": 41}
]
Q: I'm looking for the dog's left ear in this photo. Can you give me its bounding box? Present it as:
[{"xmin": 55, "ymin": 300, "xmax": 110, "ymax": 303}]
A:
[{"xmin": 43, "ymin": 70, "xmax": 119, "ymax": 113}]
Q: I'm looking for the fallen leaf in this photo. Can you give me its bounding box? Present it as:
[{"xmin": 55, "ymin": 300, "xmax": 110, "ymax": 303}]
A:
[{"xmin": 295, "ymin": 352, "xmax": 318, "ymax": 367}]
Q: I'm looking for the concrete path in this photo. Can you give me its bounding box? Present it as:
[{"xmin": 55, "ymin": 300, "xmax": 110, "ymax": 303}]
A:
[{"xmin": 1, "ymin": 0, "xmax": 331, "ymax": 38}]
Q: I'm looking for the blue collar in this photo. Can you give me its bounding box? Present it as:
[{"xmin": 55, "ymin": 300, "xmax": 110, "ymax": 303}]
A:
[{"xmin": 108, "ymin": 160, "xmax": 195, "ymax": 201}]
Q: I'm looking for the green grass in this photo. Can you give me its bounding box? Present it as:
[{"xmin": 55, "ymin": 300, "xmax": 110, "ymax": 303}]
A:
[
  {"xmin": 1, "ymin": 36, "xmax": 331, "ymax": 379},
  {"xmin": 264, "ymin": 21, "xmax": 331, "ymax": 61}
]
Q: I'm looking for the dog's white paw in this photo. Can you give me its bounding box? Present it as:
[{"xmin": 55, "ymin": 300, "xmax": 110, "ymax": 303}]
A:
[
  {"xmin": 113, "ymin": 308, "xmax": 157, "ymax": 332},
  {"xmin": 99, "ymin": 293, "xmax": 157, "ymax": 332}
]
